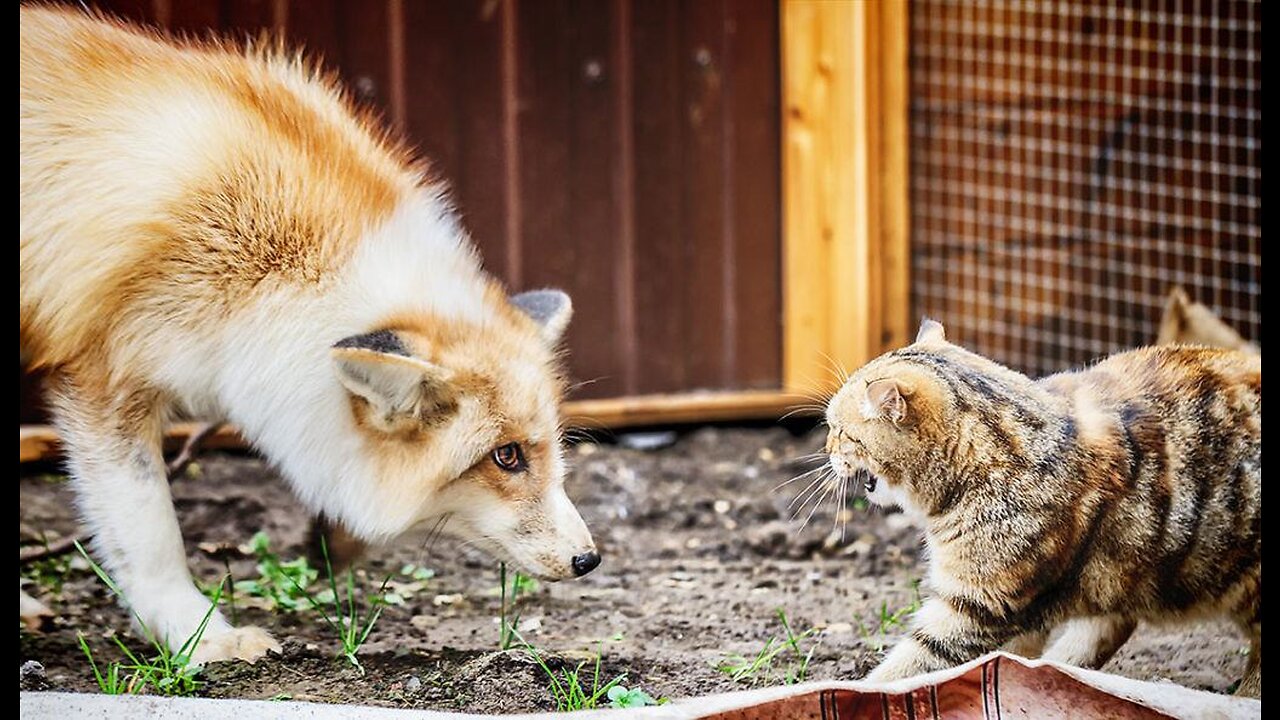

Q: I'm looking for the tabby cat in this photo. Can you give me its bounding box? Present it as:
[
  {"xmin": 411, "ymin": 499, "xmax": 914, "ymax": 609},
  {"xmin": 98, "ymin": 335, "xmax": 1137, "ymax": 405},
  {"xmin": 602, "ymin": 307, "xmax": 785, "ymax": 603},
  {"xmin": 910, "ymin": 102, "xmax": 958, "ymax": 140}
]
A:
[{"xmin": 825, "ymin": 319, "xmax": 1261, "ymax": 697}]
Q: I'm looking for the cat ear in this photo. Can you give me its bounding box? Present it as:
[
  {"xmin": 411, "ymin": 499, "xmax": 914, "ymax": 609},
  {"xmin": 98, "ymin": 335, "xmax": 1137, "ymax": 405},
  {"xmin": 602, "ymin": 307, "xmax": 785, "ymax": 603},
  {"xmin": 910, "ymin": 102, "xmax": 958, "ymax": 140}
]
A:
[
  {"xmin": 511, "ymin": 289, "xmax": 573, "ymax": 345},
  {"xmin": 865, "ymin": 378, "xmax": 913, "ymax": 424},
  {"xmin": 916, "ymin": 317, "xmax": 946, "ymax": 345},
  {"xmin": 1156, "ymin": 288, "xmax": 1191, "ymax": 343},
  {"xmin": 331, "ymin": 331, "xmax": 454, "ymax": 425}
]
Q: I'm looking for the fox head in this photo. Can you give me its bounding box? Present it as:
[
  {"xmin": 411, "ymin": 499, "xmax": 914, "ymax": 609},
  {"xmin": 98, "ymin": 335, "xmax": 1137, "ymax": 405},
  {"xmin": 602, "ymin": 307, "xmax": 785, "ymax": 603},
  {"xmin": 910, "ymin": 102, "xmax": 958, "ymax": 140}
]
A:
[{"xmin": 328, "ymin": 289, "xmax": 599, "ymax": 581}]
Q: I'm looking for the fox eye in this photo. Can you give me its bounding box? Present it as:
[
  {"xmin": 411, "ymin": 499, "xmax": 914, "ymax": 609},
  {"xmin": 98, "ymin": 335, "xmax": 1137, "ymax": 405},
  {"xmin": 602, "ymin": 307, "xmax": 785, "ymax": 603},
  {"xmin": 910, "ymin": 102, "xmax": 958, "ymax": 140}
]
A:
[{"xmin": 492, "ymin": 442, "xmax": 527, "ymax": 472}]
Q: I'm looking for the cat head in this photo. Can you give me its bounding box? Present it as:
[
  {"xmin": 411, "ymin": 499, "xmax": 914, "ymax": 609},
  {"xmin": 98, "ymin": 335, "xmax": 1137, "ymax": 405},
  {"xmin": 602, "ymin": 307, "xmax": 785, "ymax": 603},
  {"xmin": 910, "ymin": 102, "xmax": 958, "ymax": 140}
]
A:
[{"xmin": 823, "ymin": 318, "xmax": 1026, "ymax": 516}]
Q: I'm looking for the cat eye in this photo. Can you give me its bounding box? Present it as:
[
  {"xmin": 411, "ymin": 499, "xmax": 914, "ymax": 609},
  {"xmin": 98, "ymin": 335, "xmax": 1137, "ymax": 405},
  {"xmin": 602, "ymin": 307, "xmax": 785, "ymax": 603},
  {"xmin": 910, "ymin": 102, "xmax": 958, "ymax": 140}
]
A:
[{"xmin": 492, "ymin": 442, "xmax": 527, "ymax": 472}]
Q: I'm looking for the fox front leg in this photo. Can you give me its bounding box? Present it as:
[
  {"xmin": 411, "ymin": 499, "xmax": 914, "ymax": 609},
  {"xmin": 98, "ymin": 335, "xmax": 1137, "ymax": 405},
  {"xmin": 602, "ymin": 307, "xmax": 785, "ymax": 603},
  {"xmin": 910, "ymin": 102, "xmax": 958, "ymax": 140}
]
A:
[{"xmin": 52, "ymin": 374, "xmax": 279, "ymax": 663}]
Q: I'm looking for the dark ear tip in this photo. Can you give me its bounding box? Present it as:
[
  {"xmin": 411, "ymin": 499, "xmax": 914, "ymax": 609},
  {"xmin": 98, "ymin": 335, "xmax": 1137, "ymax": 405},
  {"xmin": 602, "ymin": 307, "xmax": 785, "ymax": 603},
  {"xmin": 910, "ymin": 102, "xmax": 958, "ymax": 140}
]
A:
[
  {"xmin": 332, "ymin": 329, "xmax": 409, "ymax": 356},
  {"xmin": 510, "ymin": 289, "xmax": 573, "ymax": 337}
]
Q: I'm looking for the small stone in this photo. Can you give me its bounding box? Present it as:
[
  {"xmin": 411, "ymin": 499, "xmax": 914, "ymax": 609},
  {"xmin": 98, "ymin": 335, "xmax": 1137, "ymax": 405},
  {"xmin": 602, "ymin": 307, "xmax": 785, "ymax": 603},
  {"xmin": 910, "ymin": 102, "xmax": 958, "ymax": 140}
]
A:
[
  {"xmin": 410, "ymin": 615, "xmax": 439, "ymax": 631},
  {"xmin": 20, "ymin": 590, "xmax": 54, "ymax": 632},
  {"xmin": 619, "ymin": 431, "xmax": 678, "ymax": 451},
  {"xmin": 824, "ymin": 622, "xmax": 854, "ymax": 635},
  {"xmin": 713, "ymin": 500, "xmax": 732, "ymax": 514},
  {"xmin": 19, "ymin": 655, "xmax": 45, "ymax": 681},
  {"xmin": 432, "ymin": 593, "xmax": 465, "ymax": 606},
  {"xmin": 758, "ymin": 447, "xmax": 776, "ymax": 462},
  {"xmin": 403, "ymin": 675, "xmax": 422, "ymax": 694}
]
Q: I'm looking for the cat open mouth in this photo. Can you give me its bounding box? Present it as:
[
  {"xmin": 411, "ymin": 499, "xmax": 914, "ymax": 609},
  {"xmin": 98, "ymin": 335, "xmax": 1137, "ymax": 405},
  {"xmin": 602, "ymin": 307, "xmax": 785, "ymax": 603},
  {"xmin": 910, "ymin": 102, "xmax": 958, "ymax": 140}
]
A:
[{"xmin": 856, "ymin": 467, "xmax": 879, "ymax": 494}]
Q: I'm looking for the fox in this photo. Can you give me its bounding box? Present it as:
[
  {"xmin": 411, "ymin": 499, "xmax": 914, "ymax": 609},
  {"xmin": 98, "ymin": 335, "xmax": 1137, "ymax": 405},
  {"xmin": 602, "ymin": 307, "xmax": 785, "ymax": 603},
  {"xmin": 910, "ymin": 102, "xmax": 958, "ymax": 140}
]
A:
[{"xmin": 20, "ymin": 7, "xmax": 598, "ymax": 664}]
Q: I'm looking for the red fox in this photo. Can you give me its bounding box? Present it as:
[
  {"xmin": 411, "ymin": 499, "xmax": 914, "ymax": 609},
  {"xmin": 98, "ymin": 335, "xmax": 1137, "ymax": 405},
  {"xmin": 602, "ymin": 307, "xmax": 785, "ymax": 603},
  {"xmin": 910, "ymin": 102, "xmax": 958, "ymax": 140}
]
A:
[{"xmin": 20, "ymin": 7, "xmax": 598, "ymax": 663}]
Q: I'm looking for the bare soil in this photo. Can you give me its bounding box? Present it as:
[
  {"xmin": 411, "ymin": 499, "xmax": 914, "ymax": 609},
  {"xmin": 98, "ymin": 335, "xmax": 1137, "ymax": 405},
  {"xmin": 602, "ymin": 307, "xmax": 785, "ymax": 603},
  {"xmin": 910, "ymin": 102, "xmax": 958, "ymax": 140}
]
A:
[{"xmin": 19, "ymin": 427, "xmax": 1249, "ymax": 712}]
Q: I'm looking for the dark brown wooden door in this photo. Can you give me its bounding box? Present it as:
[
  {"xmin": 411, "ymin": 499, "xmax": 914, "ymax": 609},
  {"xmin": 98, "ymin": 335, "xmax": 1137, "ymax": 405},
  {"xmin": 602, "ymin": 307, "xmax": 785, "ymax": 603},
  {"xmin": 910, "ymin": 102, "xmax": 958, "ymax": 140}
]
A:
[{"xmin": 67, "ymin": 0, "xmax": 783, "ymax": 400}]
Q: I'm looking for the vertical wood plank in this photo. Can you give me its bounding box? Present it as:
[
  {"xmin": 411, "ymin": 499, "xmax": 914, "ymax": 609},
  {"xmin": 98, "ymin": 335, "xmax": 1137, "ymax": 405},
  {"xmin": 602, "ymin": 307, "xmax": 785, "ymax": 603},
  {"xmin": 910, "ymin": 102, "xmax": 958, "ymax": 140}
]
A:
[
  {"xmin": 337, "ymin": 1, "xmax": 395, "ymax": 119},
  {"xmin": 725, "ymin": 0, "xmax": 783, "ymax": 389},
  {"xmin": 611, "ymin": 0, "xmax": 640, "ymax": 395},
  {"xmin": 165, "ymin": 1, "xmax": 222, "ymax": 35},
  {"xmin": 516, "ymin": 0, "xmax": 624, "ymax": 399},
  {"xmin": 782, "ymin": 0, "xmax": 862, "ymax": 392},
  {"xmin": 781, "ymin": 0, "xmax": 908, "ymax": 393},
  {"xmin": 681, "ymin": 0, "xmax": 730, "ymax": 389},
  {"xmin": 94, "ymin": 0, "xmax": 157, "ymax": 25},
  {"xmin": 286, "ymin": 0, "xmax": 341, "ymax": 65},
  {"xmin": 875, "ymin": 0, "xmax": 911, "ymax": 353},
  {"xmin": 631, "ymin": 0, "xmax": 689, "ymax": 394},
  {"xmin": 223, "ymin": 0, "xmax": 276, "ymax": 35},
  {"xmin": 445, "ymin": 1, "xmax": 508, "ymax": 283}
]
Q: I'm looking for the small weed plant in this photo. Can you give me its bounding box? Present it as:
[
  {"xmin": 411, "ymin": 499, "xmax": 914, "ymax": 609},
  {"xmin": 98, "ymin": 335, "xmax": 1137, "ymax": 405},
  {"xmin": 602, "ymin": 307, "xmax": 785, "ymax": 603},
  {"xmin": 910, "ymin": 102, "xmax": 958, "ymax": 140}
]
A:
[
  {"xmin": 228, "ymin": 531, "xmax": 319, "ymax": 612},
  {"xmin": 74, "ymin": 541, "xmax": 220, "ymax": 696},
  {"xmin": 717, "ymin": 608, "xmax": 819, "ymax": 685},
  {"xmin": 515, "ymin": 632, "xmax": 662, "ymax": 711},
  {"xmin": 287, "ymin": 537, "xmax": 391, "ymax": 674},
  {"xmin": 498, "ymin": 562, "xmax": 537, "ymax": 650},
  {"xmin": 858, "ymin": 579, "xmax": 923, "ymax": 653}
]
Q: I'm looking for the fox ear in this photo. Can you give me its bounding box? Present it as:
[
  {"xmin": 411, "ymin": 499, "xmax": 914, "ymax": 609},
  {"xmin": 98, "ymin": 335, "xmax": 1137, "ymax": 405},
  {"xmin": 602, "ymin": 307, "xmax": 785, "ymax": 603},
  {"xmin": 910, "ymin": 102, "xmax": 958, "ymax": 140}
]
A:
[
  {"xmin": 511, "ymin": 289, "xmax": 573, "ymax": 345},
  {"xmin": 865, "ymin": 378, "xmax": 913, "ymax": 424},
  {"xmin": 331, "ymin": 331, "xmax": 454, "ymax": 424},
  {"xmin": 916, "ymin": 317, "xmax": 946, "ymax": 345}
]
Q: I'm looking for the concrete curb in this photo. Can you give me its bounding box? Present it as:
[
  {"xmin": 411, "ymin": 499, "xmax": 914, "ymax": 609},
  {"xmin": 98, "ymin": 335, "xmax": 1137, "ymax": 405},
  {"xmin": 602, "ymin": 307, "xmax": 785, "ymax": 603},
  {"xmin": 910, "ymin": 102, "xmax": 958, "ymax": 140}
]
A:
[{"xmin": 20, "ymin": 654, "xmax": 1262, "ymax": 720}]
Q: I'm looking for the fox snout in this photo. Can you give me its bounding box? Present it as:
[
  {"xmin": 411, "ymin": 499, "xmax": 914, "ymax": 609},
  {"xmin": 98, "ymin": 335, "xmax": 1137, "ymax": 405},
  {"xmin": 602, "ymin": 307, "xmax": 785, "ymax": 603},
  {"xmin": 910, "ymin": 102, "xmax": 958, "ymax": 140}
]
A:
[
  {"xmin": 524, "ymin": 487, "xmax": 600, "ymax": 580},
  {"xmin": 449, "ymin": 482, "xmax": 600, "ymax": 582}
]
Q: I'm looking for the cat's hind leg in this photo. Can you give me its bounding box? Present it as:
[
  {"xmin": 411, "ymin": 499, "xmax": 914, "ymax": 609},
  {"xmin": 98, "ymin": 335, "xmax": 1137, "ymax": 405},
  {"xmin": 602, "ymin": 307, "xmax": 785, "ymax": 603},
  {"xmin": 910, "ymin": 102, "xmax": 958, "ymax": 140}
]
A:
[
  {"xmin": 1234, "ymin": 611, "xmax": 1260, "ymax": 698},
  {"xmin": 1041, "ymin": 615, "xmax": 1136, "ymax": 669},
  {"xmin": 1004, "ymin": 629, "xmax": 1049, "ymax": 659}
]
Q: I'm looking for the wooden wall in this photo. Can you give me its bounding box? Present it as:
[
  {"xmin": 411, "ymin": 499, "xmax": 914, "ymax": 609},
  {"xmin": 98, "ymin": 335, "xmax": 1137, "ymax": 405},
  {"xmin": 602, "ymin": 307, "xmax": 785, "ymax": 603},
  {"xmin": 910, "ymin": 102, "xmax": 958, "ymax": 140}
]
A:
[{"xmin": 31, "ymin": 0, "xmax": 783, "ymax": 402}]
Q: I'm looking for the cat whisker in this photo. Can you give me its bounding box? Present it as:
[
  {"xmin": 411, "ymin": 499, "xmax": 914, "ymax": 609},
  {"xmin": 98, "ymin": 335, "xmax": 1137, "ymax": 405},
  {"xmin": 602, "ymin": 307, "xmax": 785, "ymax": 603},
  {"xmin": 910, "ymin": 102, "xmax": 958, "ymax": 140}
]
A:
[
  {"xmin": 798, "ymin": 480, "xmax": 836, "ymax": 534},
  {"xmin": 773, "ymin": 463, "xmax": 828, "ymax": 492},
  {"xmin": 787, "ymin": 468, "xmax": 833, "ymax": 513}
]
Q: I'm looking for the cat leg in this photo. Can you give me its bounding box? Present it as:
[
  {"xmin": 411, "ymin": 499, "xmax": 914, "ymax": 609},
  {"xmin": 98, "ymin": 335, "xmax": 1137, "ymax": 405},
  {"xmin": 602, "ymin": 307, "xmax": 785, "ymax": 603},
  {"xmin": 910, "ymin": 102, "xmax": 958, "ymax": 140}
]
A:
[
  {"xmin": 1004, "ymin": 629, "xmax": 1049, "ymax": 659},
  {"xmin": 867, "ymin": 597, "xmax": 1016, "ymax": 682},
  {"xmin": 1041, "ymin": 615, "xmax": 1136, "ymax": 669},
  {"xmin": 51, "ymin": 373, "xmax": 279, "ymax": 664}
]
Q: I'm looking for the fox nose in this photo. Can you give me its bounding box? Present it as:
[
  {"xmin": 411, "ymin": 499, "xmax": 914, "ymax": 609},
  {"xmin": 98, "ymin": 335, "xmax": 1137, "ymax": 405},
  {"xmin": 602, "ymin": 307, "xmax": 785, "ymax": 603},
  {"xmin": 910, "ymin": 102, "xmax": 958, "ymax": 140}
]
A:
[{"xmin": 571, "ymin": 551, "xmax": 601, "ymax": 577}]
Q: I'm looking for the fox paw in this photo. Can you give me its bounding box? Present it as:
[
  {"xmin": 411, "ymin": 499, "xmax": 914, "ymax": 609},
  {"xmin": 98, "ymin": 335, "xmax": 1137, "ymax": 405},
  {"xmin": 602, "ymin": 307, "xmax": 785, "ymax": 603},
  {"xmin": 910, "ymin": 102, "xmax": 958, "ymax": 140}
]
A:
[{"xmin": 191, "ymin": 625, "xmax": 281, "ymax": 665}]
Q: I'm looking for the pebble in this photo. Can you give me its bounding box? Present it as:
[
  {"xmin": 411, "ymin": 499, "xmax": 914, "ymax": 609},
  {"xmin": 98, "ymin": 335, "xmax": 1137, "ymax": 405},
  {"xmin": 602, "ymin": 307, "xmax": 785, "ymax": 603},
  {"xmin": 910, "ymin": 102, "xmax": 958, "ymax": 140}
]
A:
[
  {"xmin": 20, "ymin": 660, "xmax": 46, "ymax": 686},
  {"xmin": 410, "ymin": 614, "xmax": 439, "ymax": 630},
  {"xmin": 403, "ymin": 675, "xmax": 422, "ymax": 694},
  {"xmin": 619, "ymin": 431, "xmax": 678, "ymax": 451},
  {"xmin": 823, "ymin": 622, "xmax": 855, "ymax": 635}
]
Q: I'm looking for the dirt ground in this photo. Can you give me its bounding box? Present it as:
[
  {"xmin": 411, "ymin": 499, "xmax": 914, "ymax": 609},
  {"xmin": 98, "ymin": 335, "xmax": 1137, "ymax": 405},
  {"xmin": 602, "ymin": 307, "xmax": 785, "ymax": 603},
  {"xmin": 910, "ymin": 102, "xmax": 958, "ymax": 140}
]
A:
[{"xmin": 19, "ymin": 426, "xmax": 1249, "ymax": 712}]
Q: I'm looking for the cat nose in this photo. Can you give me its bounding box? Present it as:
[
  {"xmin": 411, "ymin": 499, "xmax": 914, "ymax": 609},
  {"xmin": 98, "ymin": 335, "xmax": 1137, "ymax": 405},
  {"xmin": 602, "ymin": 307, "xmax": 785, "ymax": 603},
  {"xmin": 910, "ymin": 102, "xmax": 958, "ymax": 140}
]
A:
[{"xmin": 571, "ymin": 551, "xmax": 601, "ymax": 577}]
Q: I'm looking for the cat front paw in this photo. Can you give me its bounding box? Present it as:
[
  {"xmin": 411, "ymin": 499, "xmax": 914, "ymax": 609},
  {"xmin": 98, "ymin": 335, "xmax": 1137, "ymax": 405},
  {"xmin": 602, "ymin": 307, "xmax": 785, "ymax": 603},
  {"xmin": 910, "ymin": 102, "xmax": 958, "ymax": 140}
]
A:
[{"xmin": 190, "ymin": 625, "xmax": 281, "ymax": 665}]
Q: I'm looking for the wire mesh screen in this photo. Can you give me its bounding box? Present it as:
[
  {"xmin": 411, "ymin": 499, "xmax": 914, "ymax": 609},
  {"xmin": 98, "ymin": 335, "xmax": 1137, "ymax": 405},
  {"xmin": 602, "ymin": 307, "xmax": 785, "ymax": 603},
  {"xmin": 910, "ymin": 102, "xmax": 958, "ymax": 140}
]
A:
[{"xmin": 909, "ymin": 1, "xmax": 1261, "ymax": 377}]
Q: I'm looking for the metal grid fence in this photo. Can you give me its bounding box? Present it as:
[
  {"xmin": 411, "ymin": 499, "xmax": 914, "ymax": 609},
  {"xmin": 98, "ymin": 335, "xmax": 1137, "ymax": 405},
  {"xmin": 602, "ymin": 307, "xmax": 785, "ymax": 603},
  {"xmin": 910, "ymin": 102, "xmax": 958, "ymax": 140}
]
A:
[{"xmin": 909, "ymin": 1, "xmax": 1261, "ymax": 376}]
